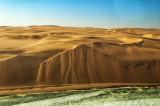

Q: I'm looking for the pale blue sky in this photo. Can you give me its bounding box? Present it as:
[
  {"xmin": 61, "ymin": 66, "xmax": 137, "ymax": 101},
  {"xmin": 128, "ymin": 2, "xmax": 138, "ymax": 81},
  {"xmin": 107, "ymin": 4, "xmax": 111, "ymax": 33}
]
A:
[{"xmin": 0, "ymin": 0, "xmax": 160, "ymax": 28}]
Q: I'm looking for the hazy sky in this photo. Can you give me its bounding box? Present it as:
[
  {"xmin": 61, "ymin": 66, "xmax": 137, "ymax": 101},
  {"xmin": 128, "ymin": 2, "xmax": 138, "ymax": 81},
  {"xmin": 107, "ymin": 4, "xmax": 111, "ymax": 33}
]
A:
[{"xmin": 0, "ymin": 0, "xmax": 160, "ymax": 28}]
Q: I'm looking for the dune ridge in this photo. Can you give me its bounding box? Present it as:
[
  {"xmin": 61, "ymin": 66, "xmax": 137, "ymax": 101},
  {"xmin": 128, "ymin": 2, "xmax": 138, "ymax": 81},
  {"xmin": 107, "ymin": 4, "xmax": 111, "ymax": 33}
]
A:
[{"xmin": 36, "ymin": 43, "xmax": 160, "ymax": 85}]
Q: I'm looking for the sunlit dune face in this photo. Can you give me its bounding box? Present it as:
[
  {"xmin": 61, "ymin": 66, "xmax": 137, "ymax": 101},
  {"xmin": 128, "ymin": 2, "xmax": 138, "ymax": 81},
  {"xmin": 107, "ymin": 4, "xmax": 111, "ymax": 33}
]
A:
[
  {"xmin": 0, "ymin": 38, "xmax": 37, "ymax": 50},
  {"xmin": 119, "ymin": 37, "xmax": 142, "ymax": 43},
  {"xmin": 143, "ymin": 34, "xmax": 153, "ymax": 38}
]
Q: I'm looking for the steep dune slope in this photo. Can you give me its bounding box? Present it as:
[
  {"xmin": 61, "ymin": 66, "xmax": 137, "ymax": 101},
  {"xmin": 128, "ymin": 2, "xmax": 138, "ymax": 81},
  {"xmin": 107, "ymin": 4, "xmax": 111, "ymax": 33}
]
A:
[
  {"xmin": 0, "ymin": 50, "xmax": 63, "ymax": 86},
  {"xmin": 37, "ymin": 44, "xmax": 121, "ymax": 84},
  {"xmin": 37, "ymin": 43, "xmax": 160, "ymax": 85}
]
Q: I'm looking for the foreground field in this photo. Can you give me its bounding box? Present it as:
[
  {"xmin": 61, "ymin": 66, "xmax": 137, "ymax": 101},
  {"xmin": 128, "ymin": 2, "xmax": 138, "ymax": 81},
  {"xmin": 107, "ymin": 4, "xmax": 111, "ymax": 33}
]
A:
[
  {"xmin": 0, "ymin": 83, "xmax": 160, "ymax": 97},
  {"xmin": 0, "ymin": 86, "xmax": 160, "ymax": 106}
]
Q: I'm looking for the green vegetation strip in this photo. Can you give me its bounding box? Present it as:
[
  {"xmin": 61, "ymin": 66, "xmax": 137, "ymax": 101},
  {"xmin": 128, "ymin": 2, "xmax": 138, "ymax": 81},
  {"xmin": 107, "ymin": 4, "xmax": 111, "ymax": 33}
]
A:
[
  {"xmin": 0, "ymin": 89, "xmax": 98, "ymax": 106},
  {"xmin": 0, "ymin": 86, "xmax": 159, "ymax": 106}
]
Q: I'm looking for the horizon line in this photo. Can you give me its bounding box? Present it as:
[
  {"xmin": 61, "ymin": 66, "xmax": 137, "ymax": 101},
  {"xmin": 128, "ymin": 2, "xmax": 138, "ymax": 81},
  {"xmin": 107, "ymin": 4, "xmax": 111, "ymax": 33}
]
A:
[{"xmin": 0, "ymin": 25, "xmax": 159, "ymax": 29}]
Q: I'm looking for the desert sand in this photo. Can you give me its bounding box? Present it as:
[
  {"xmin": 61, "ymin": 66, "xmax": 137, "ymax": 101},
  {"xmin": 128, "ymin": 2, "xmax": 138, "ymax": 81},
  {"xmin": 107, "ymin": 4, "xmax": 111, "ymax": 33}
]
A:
[{"xmin": 0, "ymin": 26, "xmax": 160, "ymax": 91}]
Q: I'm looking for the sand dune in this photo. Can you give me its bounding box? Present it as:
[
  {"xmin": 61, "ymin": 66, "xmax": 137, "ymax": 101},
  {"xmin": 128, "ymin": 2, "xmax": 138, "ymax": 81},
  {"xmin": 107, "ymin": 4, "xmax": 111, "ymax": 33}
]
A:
[{"xmin": 0, "ymin": 26, "xmax": 160, "ymax": 87}]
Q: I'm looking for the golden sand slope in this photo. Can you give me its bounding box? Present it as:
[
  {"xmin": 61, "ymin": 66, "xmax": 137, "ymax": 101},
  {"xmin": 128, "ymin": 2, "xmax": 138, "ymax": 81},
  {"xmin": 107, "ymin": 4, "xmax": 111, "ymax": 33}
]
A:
[{"xmin": 0, "ymin": 26, "xmax": 160, "ymax": 87}]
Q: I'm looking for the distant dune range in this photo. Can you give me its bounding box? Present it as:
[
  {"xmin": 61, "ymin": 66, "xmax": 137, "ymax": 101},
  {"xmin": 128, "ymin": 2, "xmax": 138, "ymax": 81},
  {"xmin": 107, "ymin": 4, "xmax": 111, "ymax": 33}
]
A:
[{"xmin": 0, "ymin": 26, "xmax": 160, "ymax": 87}]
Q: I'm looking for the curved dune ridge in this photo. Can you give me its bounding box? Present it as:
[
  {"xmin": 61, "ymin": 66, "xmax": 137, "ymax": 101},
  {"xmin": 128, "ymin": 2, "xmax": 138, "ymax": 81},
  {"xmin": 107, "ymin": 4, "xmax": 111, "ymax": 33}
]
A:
[{"xmin": 0, "ymin": 26, "xmax": 160, "ymax": 87}]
